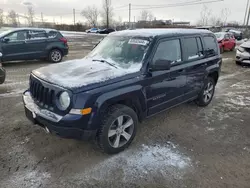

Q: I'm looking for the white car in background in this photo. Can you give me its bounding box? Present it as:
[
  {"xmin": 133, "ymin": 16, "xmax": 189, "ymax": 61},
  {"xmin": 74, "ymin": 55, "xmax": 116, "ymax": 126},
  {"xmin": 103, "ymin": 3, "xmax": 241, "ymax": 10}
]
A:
[{"xmin": 236, "ymin": 40, "xmax": 250, "ymax": 65}]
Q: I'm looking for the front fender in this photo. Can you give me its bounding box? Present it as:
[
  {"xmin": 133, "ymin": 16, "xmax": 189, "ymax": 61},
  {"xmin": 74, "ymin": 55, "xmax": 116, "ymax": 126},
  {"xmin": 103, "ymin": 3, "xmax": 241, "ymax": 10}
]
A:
[{"xmin": 88, "ymin": 85, "xmax": 147, "ymax": 129}]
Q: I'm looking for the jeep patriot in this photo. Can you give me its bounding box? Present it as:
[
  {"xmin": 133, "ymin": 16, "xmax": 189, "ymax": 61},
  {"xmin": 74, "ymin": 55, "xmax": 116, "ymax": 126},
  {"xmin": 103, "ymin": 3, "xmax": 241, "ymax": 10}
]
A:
[{"xmin": 23, "ymin": 29, "xmax": 221, "ymax": 154}]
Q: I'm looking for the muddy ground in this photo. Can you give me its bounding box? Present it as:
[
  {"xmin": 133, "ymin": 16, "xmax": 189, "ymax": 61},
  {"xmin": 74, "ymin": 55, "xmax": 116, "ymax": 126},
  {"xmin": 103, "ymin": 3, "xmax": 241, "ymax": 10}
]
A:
[{"xmin": 0, "ymin": 35, "xmax": 250, "ymax": 188}]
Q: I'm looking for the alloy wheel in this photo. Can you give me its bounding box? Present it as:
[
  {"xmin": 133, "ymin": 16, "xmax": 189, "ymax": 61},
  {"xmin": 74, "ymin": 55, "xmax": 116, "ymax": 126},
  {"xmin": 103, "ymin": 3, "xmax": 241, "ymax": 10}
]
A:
[
  {"xmin": 108, "ymin": 115, "xmax": 134, "ymax": 148},
  {"xmin": 203, "ymin": 81, "xmax": 214, "ymax": 103}
]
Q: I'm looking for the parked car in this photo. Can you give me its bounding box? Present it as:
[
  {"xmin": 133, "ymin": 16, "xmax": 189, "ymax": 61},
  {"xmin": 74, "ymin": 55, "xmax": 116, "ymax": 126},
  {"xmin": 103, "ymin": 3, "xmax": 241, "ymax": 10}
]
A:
[
  {"xmin": 98, "ymin": 28, "xmax": 116, "ymax": 34},
  {"xmin": 0, "ymin": 52, "xmax": 5, "ymax": 84},
  {"xmin": 0, "ymin": 28, "xmax": 68, "ymax": 63},
  {"xmin": 236, "ymin": 40, "xmax": 250, "ymax": 65},
  {"xmin": 214, "ymin": 32, "xmax": 236, "ymax": 53},
  {"xmin": 23, "ymin": 29, "xmax": 221, "ymax": 154},
  {"xmin": 226, "ymin": 29, "xmax": 243, "ymax": 40},
  {"xmin": 86, "ymin": 28, "xmax": 100, "ymax": 33}
]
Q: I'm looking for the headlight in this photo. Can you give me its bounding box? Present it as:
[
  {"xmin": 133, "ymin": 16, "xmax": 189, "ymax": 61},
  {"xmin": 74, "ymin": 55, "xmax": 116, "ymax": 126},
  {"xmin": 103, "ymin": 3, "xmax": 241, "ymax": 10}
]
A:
[
  {"xmin": 58, "ymin": 91, "xmax": 70, "ymax": 110},
  {"xmin": 238, "ymin": 46, "xmax": 245, "ymax": 52}
]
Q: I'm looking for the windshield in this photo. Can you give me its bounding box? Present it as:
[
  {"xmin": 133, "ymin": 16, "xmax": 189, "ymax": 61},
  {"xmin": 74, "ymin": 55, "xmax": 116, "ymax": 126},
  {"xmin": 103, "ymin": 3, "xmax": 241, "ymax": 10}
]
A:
[
  {"xmin": 214, "ymin": 33, "xmax": 224, "ymax": 39},
  {"xmin": 87, "ymin": 36, "xmax": 150, "ymax": 69}
]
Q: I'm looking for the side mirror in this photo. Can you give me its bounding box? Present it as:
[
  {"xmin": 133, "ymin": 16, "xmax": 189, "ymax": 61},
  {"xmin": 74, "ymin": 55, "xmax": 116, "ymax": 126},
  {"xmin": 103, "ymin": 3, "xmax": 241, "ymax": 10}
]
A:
[
  {"xmin": 2, "ymin": 37, "xmax": 10, "ymax": 43},
  {"xmin": 151, "ymin": 59, "xmax": 172, "ymax": 71}
]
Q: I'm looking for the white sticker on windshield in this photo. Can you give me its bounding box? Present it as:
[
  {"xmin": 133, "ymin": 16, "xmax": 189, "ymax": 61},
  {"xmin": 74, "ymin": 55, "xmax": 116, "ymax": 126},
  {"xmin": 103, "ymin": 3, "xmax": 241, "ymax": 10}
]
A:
[{"xmin": 128, "ymin": 39, "xmax": 149, "ymax": 46}]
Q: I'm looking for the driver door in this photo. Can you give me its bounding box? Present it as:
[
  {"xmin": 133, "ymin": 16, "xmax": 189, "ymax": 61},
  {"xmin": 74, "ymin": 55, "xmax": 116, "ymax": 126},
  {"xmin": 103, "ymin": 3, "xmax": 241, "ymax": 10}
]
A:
[
  {"xmin": 2, "ymin": 30, "xmax": 28, "ymax": 61},
  {"xmin": 145, "ymin": 38, "xmax": 187, "ymax": 116}
]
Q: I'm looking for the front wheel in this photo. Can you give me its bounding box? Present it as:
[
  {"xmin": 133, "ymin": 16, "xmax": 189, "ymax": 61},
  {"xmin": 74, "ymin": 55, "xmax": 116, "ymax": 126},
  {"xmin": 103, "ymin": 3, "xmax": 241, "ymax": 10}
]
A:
[
  {"xmin": 196, "ymin": 77, "xmax": 215, "ymax": 107},
  {"xmin": 97, "ymin": 104, "xmax": 138, "ymax": 154},
  {"xmin": 49, "ymin": 49, "xmax": 63, "ymax": 63}
]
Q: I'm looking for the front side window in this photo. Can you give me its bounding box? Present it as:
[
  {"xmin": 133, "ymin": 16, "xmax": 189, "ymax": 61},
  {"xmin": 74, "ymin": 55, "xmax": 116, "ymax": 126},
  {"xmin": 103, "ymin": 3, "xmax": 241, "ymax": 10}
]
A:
[
  {"xmin": 224, "ymin": 34, "xmax": 230, "ymax": 40},
  {"xmin": 87, "ymin": 36, "xmax": 151, "ymax": 69},
  {"xmin": 153, "ymin": 39, "xmax": 182, "ymax": 64},
  {"xmin": 5, "ymin": 31, "xmax": 27, "ymax": 42}
]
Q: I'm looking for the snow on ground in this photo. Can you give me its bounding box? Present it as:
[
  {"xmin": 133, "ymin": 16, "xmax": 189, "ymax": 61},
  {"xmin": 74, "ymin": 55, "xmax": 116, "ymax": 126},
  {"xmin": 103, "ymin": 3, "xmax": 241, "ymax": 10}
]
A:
[
  {"xmin": 198, "ymin": 80, "xmax": 250, "ymax": 125},
  {"xmin": 73, "ymin": 143, "xmax": 192, "ymax": 184},
  {"xmin": 2, "ymin": 170, "xmax": 51, "ymax": 188}
]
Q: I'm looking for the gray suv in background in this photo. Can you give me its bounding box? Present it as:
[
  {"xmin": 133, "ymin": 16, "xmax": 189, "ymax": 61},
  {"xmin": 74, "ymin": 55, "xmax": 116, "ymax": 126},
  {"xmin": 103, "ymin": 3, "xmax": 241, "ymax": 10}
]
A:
[{"xmin": 0, "ymin": 28, "xmax": 69, "ymax": 63}]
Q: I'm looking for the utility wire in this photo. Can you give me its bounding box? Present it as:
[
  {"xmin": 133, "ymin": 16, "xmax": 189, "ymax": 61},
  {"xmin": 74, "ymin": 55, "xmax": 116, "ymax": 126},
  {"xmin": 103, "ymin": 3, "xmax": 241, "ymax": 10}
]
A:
[{"xmin": 115, "ymin": 0, "xmax": 223, "ymax": 11}]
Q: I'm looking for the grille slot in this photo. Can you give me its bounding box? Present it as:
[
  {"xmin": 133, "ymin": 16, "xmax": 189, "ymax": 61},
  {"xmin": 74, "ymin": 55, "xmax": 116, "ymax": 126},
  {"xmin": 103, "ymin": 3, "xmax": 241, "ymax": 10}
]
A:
[
  {"xmin": 244, "ymin": 47, "xmax": 250, "ymax": 53},
  {"xmin": 30, "ymin": 78, "xmax": 55, "ymax": 108}
]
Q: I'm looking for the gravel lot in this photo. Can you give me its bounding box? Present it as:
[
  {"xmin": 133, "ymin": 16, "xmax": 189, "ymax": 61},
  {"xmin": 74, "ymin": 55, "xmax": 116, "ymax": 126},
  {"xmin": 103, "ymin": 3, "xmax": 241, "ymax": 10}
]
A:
[{"xmin": 0, "ymin": 35, "xmax": 250, "ymax": 188}]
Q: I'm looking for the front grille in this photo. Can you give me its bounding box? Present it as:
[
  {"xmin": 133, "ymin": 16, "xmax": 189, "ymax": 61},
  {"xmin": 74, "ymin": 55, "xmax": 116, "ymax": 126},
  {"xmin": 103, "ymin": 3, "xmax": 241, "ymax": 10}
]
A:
[
  {"xmin": 30, "ymin": 78, "xmax": 55, "ymax": 108},
  {"xmin": 244, "ymin": 47, "xmax": 250, "ymax": 53}
]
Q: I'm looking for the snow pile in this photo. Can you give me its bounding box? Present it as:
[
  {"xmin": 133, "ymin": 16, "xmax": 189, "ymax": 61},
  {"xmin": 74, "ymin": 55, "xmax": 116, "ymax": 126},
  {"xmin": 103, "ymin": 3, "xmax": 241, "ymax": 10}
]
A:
[
  {"xmin": 33, "ymin": 58, "xmax": 142, "ymax": 88},
  {"xmin": 75, "ymin": 144, "xmax": 192, "ymax": 183}
]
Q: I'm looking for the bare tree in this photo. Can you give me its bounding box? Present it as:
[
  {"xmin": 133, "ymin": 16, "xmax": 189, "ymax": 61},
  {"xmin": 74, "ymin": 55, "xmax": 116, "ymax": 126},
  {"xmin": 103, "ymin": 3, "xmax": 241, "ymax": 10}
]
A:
[
  {"xmin": 139, "ymin": 10, "xmax": 154, "ymax": 21},
  {"xmin": 209, "ymin": 16, "xmax": 222, "ymax": 26},
  {"xmin": 81, "ymin": 5, "xmax": 99, "ymax": 27},
  {"xmin": 27, "ymin": 6, "xmax": 34, "ymax": 26},
  {"xmin": 220, "ymin": 8, "xmax": 230, "ymax": 26},
  {"xmin": 8, "ymin": 10, "xmax": 18, "ymax": 27},
  {"xmin": 0, "ymin": 9, "xmax": 3, "ymax": 27},
  {"xmin": 102, "ymin": 0, "xmax": 113, "ymax": 28},
  {"xmin": 197, "ymin": 5, "xmax": 212, "ymax": 26}
]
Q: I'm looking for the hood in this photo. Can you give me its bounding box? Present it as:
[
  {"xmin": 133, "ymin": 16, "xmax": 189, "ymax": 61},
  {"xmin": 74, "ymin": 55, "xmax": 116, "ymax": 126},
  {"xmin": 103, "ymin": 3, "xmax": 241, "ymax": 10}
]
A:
[
  {"xmin": 32, "ymin": 58, "xmax": 142, "ymax": 90},
  {"xmin": 241, "ymin": 41, "xmax": 250, "ymax": 48}
]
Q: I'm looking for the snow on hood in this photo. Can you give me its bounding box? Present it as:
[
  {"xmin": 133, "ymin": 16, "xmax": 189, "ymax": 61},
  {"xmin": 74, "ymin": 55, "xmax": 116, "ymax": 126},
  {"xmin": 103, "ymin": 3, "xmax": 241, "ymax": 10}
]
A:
[
  {"xmin": 241, "ymin": 41, "xmax": 250, "ymax": 48},
  {"xmin": 32, "ymin": 58, "xmax": 142, "ymax": 88}
]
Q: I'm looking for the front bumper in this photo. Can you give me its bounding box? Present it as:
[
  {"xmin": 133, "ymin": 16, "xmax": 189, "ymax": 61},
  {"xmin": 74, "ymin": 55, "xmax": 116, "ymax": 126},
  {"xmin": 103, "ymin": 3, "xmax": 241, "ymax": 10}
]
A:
[
  {"xmin": 23, "ymin": 91, "xmax": 97, "ymax": 140},
  {"xmin": 236, "ymin": 50, "xmax": 250, "ymax": 64},
  {"xmin": 0, "ymin": 67, "xmax": 6, "ymax": 84}
]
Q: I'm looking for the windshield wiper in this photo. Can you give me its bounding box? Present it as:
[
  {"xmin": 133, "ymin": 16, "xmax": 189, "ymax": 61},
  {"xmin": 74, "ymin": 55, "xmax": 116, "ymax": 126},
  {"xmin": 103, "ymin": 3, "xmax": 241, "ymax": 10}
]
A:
[{"xmin": 92, "ymin": 59, "xmax": 118, "ymax": 69}]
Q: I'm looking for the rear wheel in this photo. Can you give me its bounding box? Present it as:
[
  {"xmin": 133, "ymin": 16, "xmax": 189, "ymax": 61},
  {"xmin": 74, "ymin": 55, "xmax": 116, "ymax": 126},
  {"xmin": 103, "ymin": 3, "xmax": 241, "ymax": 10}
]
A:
[
  {"xmin": 196, "ymin": 77, "xmax": 215, "ymax": 107},
  {"xmin": 97, "ymin": 104, "xmax": 138, "ymax": 154},
  {"xmin": 230, "ymin": 44, "xmax": 235, "ymax": 51},
  {"xmin": 49, "ymin": 49, "xmax": 63, "ymax": 63},
  {"xmin": 220, "ymin": 47, "xmax": 224, "ymax": 54}
]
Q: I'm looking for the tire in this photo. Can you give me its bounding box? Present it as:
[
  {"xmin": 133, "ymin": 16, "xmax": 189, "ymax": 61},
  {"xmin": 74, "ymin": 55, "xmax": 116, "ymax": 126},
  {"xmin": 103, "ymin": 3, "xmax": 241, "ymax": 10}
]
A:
[
  {"xmin": 49, "ymin": 49, "xmax": 63, "ymax": 63},
  {"xmin": 220, "ymin": 47, "xmax": 224, "ymax": 54},
  {"xmin": 230, "ymin": 44, "xmax": 235, "ymax": 51},
  {"xmin": 195, "ymin": 77, "xmax": 215, "ymax": 107},
  {"xmin": 97, "ymin": 104, "xmax": 138, "ymax": 154},
  {"xmin": 236, "ymin": 61, "xmax": 241, "ymax": 65}
]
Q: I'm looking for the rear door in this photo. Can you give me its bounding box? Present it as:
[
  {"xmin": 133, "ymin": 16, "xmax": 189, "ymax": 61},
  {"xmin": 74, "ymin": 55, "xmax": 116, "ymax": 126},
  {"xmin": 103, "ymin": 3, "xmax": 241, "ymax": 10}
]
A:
[
  {"xmin": 223, "ymin": 34, "xmax": 231, "ymax": 50},
  {"xmin": 24, "ymin": 30, "xmax": 48, "ymax": 59},
  {"xmin": 2, "ymin": 30, "xmax": 29, "ymax": 61},
  {"xmin": 145, "ymin": 38, "xmax": 187, "ymax": 116},
  {"xmin": 182, "ymin": 36, "xmax": 208, "ymax": 99}
]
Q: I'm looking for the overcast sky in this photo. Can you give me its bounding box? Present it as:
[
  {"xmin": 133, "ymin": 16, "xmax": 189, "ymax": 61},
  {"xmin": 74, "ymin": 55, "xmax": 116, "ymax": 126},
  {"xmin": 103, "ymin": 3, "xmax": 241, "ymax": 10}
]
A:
[{"xmin": 0, "ymin": 0, "xmax": 247, "ymax": 25}]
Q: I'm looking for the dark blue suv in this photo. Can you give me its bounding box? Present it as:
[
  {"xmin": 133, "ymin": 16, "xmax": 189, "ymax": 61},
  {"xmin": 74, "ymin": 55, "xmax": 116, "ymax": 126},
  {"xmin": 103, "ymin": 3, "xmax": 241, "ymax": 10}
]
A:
[
  {"xmin": 0, "ymin": 28, "xmax": 68, "ymax": 63},
  {"xmin": 23, "ymin": 29, "xmax": 221, "ymax": 154}
]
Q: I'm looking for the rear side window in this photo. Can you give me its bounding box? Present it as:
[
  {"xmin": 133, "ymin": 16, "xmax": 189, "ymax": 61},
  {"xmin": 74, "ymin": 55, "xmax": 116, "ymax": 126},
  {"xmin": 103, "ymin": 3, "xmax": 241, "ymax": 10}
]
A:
[
  {"xmin": 48, "ymin": 31, "xmax": 58, "ymax": 38},
  {"xmin": 153, "ymin": 39, "xmax": 182, "ymax": 64},
  {"xmin": 183, "ymin": 37, "xmax": 203, "ymax": 60},
  {"xmin": 29, "ymin": 30, "xmax": 47, "ymax": 39},
  {"xmin": 203, "ymin": 36, "xmax": 218, "ymax": 55}
]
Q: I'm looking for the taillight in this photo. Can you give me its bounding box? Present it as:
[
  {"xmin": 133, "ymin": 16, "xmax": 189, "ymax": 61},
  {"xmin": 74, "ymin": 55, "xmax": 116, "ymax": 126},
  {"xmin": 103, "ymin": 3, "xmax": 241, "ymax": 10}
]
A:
[{"xmin": 60, "ymin": 37, "xmax": 68, "ymax": 44}]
